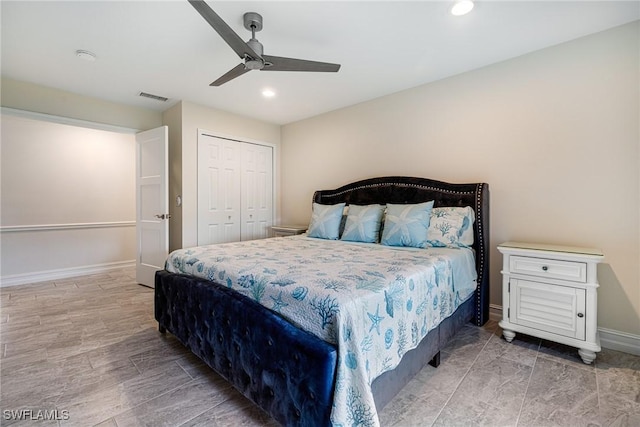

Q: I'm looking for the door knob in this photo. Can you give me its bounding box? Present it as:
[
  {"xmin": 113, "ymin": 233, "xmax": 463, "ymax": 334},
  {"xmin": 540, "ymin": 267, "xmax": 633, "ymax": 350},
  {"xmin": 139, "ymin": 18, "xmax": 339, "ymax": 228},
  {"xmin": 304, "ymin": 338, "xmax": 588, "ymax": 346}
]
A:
[{"xmin": 154, "ymin": 214, "xmax": 172, "ymax": 220}]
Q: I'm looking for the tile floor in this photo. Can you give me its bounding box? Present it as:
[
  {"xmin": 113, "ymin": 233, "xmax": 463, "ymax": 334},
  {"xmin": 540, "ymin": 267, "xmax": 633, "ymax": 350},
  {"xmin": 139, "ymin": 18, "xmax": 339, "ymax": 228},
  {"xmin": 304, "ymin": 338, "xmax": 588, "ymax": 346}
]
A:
[{"xmin": 1, "ymin": 268, "xmax": 638, "ymax": 426}]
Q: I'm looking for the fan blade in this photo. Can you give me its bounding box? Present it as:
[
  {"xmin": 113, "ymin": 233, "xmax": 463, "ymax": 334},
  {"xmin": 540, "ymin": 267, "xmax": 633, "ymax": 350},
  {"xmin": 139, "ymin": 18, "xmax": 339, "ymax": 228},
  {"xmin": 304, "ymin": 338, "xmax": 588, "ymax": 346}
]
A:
[
  {"xmin": 188, "ymin": 0, "xmax": 261, "ymax": 60},
  {"xmin": 211, "ymin": 63, "xmax": 250, "ymax": 86},
  {"xmin": 262, "ymin": 55, "xmax": 341, "ymax": 72}
]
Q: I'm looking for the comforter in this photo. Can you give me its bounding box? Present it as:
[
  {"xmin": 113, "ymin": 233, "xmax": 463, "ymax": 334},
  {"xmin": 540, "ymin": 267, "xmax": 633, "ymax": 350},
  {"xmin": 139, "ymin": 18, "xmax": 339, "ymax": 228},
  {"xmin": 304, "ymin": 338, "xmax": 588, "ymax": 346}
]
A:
[{"xmin": 166, "ymin": 235, "xmax": 477, "ymax": 426}]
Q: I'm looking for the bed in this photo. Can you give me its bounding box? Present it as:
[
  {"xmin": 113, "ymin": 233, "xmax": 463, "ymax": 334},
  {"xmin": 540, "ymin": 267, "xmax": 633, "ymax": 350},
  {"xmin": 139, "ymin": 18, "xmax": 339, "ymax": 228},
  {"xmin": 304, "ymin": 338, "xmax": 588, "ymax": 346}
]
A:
[{"xmin": 155, "ymin": 176, "xmax": 490, "ymax": 426}]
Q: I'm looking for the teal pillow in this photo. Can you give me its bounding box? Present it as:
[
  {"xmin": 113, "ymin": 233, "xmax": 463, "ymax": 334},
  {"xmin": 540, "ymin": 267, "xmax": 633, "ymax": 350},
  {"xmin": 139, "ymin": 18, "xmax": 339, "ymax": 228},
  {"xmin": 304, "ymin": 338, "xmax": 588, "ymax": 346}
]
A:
[
  {"xmin": 307, "ymin": 203, "xmax": 346, "ymax": 240},
  {"xmin": 381, "ymin": 201, "xmax": 434, "ymax": 248},
  {"xmin": 340, "ymin": 204, "xmax": 385, "ymax": 243}
]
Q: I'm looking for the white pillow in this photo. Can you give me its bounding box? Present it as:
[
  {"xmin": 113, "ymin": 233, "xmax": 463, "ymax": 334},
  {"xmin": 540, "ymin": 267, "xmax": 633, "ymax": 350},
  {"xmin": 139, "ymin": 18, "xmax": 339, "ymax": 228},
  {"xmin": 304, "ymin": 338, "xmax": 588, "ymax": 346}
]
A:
[{"xmin": 426, "ymin": 206, "xmax": 475, "ymax": 248}]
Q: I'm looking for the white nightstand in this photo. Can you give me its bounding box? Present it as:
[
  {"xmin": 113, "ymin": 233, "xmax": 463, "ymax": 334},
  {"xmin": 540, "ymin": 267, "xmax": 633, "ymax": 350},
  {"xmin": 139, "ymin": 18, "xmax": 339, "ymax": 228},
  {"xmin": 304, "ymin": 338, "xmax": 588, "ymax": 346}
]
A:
[
  {"xmin": 497, "ymin": 242, "xmax": 604, "ymax": 364},
  {"xmin": 270, "ymin": 225, "xmax": 307, "ymax": 237}
]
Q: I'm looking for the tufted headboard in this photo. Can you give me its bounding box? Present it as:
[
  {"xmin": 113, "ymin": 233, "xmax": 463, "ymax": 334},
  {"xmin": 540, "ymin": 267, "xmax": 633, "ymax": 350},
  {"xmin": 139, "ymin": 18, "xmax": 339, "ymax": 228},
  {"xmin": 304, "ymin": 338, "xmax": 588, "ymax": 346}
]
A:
[{"xmin": 313, "ymin": 176, "xmax": 490, "ymax": 325}]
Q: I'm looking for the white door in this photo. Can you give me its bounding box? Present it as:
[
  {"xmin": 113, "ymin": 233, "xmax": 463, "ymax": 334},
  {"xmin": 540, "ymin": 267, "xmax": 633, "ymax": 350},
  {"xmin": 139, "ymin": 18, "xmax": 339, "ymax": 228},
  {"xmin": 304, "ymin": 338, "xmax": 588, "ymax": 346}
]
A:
[
  {"xmin": 241, "ymin": 143, "xmax": 273, "ymax": 240},
  {"xmin": 136, "ymin": 126, "xmax": 169, "ymax": 287},
  {"xmin": 198, "ymin": 134, "xmax": 241, "ymax": 245}
]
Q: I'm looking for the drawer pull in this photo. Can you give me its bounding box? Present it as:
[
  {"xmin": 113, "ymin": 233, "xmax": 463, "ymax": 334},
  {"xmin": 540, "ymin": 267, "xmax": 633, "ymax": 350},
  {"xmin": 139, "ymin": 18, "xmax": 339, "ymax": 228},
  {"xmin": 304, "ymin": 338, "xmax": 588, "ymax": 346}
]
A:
[
  {"xmin": 541, "ymin": 266, "xmax": 549, "ymax": 271},
  {"xmin": 577, "ymin": 313, "xmax": 584, "ymax": 318}
]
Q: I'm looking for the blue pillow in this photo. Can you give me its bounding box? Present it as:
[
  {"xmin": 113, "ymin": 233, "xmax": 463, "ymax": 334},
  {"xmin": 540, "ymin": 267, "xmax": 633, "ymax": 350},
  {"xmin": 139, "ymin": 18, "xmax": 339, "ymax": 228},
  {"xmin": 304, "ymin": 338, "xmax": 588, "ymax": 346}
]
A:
[
  {"xmin": 307, "ymin": 203, "xmax": 346, "ymax": 240},
  {"xmin": 381, "ymin": 201, "xmax": 434, "ymax": 248},
  {"xmin": 340, "ymin": 204, "xmax": 385, "ymax": 243}
]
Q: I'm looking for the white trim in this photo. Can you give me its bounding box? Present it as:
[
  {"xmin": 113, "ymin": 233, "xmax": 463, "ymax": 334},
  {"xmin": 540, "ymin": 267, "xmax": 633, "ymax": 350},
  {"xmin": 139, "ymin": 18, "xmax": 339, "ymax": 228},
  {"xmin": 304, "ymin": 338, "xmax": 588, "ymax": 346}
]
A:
[
  {"xmin": 1, "ymin": 107, "xmax": 139, "ymax": 134},
  {"xmin": 599, "ymin": 327, "xmax": 640, "ymax": 356},
  {"xmin": 489, "ymin": 304, "xmax": 640, "ymax": 356},
  {"xmin": 0, "ymin": 221, "xmax": 136, "ymax": 233},
  {"xmin": 0, "ymin": 260, "xmax": 136, "ymax": 287}
]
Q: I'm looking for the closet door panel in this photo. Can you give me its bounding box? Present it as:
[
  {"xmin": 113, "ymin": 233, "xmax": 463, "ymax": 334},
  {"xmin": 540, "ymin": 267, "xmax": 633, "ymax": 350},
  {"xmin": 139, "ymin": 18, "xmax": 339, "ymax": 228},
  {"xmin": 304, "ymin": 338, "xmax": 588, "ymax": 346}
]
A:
[
  {"xmin": 198, "ymin": 135, "xmax": 241, "ymax": 245},
  {"xmin": 241, "ymin": 143, "xmax": 273, "ymax": 241}
]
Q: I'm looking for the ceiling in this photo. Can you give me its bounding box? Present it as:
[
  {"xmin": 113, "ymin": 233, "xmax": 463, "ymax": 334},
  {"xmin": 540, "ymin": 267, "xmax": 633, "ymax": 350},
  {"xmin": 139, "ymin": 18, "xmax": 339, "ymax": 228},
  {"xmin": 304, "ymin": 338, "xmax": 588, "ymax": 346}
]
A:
[{"xmin": 2, "ymin": 1, "xmax": 638, "ymax": 125}]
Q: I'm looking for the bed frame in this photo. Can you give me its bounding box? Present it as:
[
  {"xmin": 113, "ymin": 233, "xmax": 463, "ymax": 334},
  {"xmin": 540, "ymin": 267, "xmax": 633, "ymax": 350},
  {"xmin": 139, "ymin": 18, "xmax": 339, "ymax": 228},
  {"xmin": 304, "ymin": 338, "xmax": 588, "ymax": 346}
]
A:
[{"xmin": 155, "ymin": 176, "xmax": 490, "ymax": 426}]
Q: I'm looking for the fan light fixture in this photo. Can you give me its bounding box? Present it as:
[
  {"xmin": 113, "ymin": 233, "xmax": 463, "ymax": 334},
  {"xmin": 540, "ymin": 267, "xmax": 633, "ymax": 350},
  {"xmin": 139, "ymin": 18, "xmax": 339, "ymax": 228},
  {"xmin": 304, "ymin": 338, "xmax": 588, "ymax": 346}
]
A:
[{"xmin": 451, "ymin": 0, "xmax": 474, "ymax": 16}]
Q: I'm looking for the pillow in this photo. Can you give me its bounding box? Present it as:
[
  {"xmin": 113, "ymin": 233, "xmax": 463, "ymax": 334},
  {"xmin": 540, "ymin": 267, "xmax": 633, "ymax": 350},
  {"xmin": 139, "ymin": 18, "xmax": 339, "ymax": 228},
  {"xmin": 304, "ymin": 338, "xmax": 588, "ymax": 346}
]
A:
[
  {"xmin": 307, "ymin": 203, "xmax": 346, "ymax": 240},
  {"xmin": 340, "ymin": 204, "xmax": 385, "ymax": 243},
  {"xmin": 426, "ymin": 206, "xmax": 475, "ymax": 247},
  {"xmin": 380, "ymin": 201, "xmax": 434, "ymax": 248}
]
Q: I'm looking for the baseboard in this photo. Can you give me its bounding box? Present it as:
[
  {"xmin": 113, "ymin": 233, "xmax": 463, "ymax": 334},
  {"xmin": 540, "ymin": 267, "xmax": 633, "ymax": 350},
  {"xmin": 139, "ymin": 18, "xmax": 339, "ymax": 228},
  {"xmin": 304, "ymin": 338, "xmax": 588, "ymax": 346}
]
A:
[
  {"xmin": 488, "ymin": 305, "xmax": 640, "ymax": 356},
  {"xmin": 598, "ymin": 328, "xmax": 640, "ymax": 356},
  {"xmin": 0, "ymin": 260, "xmax": 135, "ymax": 287}
]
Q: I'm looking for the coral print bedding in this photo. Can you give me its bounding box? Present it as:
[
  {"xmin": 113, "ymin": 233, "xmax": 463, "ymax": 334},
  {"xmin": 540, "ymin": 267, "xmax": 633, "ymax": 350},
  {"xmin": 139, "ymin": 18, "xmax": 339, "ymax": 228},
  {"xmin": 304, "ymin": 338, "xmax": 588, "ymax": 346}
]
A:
[{"xmin": 165, "ymin": 234, "xmax": 477, "ymax": 426}]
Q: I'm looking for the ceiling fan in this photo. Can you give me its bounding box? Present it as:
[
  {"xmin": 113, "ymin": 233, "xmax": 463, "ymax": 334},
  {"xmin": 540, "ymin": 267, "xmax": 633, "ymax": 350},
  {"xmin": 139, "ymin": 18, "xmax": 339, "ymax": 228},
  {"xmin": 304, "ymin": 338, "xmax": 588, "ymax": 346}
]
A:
[{"xmin": 188, "ymin": 0, "xmax": 341, "ymax": 86}]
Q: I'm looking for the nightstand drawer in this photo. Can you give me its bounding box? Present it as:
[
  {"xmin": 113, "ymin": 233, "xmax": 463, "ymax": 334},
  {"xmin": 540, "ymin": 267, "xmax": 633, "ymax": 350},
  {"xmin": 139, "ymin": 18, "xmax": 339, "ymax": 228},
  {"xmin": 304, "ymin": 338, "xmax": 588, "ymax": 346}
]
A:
[{"xmin": 510, "ymin": 256, "xmax": 587, "ymax": 283}]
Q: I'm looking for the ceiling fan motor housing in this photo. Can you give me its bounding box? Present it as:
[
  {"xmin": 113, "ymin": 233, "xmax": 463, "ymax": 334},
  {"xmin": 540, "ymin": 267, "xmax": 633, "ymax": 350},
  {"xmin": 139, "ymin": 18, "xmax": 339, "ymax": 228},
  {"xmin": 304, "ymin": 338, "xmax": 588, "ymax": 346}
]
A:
[
  {"xmin": 243, "ymin": 12, "xmax": 263, "ymax": 32},
  {"xmin": 245, "ymin": 38, "xmax": 264, "ymax": 69},
  {"xmin": 247, "ymin": 38, "xmax": 264, "ymax": 57}
]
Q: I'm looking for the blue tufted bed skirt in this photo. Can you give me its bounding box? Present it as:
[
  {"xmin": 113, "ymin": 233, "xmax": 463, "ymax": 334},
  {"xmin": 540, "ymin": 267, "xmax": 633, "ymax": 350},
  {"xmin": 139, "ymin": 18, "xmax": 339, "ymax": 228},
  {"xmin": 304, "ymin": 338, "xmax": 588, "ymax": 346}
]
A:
[{"xmin": 154, "ymin": 176, "xmax": 490, "ymax": 426}]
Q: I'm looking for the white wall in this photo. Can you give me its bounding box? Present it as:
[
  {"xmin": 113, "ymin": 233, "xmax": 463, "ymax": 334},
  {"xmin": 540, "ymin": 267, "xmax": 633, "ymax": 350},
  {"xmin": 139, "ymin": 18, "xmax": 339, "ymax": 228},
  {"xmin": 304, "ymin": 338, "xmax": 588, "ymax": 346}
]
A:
[
  {"xmin": 0, "ymin": 114, "xmax": 137, "ymax": 284},
  {"xmin": 280, "ymin": 22, "xmax": 640, "ymax": 336}
]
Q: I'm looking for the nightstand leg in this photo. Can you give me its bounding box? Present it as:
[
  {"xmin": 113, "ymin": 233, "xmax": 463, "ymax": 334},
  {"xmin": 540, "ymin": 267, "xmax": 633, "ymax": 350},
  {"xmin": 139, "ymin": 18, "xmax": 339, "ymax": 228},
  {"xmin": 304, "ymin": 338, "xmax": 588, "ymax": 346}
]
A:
[
  {"xmin": 578, "ymin": 348, "xmax": 596, "ymax": 364},
  {"xmin": 502, "ymin": 329, "xmax": 516, "ymax": 343}
]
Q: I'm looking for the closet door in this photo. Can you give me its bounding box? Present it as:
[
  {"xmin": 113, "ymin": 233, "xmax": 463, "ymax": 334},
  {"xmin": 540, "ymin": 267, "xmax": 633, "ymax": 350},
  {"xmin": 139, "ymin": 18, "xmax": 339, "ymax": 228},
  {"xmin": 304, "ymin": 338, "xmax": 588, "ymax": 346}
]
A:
[
  {"xmin": 241, "ymin": 143, "xmax": 273, "ymax": 241},
  {"xmin": 197, "ymin": 134, "xmax": 241, "ymax": 245}
]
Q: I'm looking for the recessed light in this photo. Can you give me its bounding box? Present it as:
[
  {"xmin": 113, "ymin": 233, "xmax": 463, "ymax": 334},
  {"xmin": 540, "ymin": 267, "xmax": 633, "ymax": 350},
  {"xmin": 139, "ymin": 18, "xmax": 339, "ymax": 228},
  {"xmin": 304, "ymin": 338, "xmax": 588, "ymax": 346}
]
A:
[
  {"xmin": 262, "ymin": 88, "xmax": 276, "ymax": 98},
  {"xmin": 451, "ymin": 0, "xmax": 474, "ymax": 16},
  {"xmin": 75, "ymin": 49, "xmax": 97, "ymax": 61}
]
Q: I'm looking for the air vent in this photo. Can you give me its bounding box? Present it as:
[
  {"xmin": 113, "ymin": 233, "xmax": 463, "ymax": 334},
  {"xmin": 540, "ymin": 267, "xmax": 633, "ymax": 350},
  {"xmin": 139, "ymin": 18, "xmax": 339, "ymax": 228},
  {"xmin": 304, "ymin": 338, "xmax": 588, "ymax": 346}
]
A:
[{"xmin": 138, "ymin": 92, "xmax": 169, "ymax": 102}]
